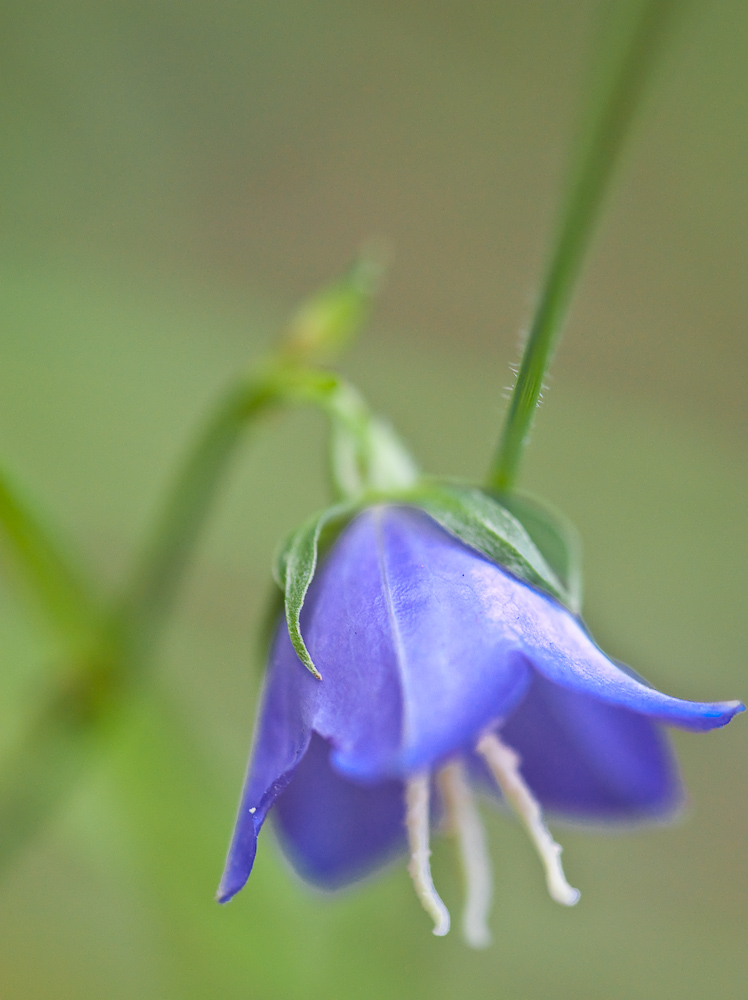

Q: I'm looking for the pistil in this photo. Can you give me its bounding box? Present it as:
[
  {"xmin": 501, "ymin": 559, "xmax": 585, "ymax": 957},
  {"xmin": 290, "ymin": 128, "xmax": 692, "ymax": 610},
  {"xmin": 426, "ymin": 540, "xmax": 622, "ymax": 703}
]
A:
[
  {"xmin": 477, "ymin": 731, "xmax": 580, "ymax": 907},
  {"xmin": 405, "ymin": 773, "xmax": 451, "ymax": 936},
  {"xmin": 437, "ymin": 761, "xmax": 493, "ymax": 948}
]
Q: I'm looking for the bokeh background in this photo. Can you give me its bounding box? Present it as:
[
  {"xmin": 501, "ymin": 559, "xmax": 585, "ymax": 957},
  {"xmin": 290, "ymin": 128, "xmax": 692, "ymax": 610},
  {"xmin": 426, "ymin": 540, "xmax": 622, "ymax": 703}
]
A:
[{"xmin": 1, "ymin": 1, "xmax": 747, "ymax": 997}]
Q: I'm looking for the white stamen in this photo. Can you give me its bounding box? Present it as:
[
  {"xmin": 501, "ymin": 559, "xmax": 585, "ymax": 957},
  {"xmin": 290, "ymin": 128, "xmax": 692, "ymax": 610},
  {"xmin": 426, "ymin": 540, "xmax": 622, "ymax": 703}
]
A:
[
  {"xmin": 437, "ymin": 761, "xmax": 493, "ymax": 948},
  {"xmin": 405, "ymin": 774, "xmax": 451, "ymax": 937},
  {"xmin": 477, "ymin": 732, "xmax": 580, "ymax": 907}
]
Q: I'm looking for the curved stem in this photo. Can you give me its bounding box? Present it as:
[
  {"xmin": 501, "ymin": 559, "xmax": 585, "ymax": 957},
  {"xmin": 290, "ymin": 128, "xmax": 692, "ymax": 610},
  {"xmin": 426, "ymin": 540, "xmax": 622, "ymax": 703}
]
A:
[{"xmin": 487, "ymin": 0, "xmax": 679, "ymax": 493}]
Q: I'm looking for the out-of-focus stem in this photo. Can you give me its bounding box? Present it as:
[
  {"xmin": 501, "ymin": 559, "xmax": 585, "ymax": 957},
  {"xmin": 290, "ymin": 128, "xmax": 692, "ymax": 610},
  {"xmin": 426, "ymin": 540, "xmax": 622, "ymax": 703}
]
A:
[{"xmin": 0, "ymin": 469, "xmax": 101, "ymax": 643}]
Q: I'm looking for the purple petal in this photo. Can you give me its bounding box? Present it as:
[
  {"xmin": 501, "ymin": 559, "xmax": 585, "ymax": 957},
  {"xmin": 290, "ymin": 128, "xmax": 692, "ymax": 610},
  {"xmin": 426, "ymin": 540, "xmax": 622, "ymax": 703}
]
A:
[
  {"xmin": 302, "ymin": 506, "xmax": 531, "ymax": 779},
  {"xmin": 216, "ymin": 807, "xmax": 258, "ymax": 904},
  {"xmin": 273, "ymin": 732, "xmax": 407, "ymax": 889},
  {"xmin": 456, "ymin": 553, "xmax": 744, "ymax": 731},
  {"xmin": 217, "ymin": 634, "xmax": 315, "ymax": 903},
  {"xmin": 496, "ymin": 670, "xmax": 682, "ymax": 820}
]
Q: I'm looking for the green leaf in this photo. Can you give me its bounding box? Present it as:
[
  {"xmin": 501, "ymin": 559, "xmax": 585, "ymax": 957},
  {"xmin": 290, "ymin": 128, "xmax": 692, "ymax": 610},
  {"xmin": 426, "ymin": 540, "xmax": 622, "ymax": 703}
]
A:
[
  {"xmin": 274, "ymin": 502, "xmax": 358, "ymax": 678},
  {"xmin": 408, "ymin": 482, "xmax": 569, "ymax": 606},
  {"xmin": 494, "ymin": 491, "xmax": 583, "ymax": 613}
]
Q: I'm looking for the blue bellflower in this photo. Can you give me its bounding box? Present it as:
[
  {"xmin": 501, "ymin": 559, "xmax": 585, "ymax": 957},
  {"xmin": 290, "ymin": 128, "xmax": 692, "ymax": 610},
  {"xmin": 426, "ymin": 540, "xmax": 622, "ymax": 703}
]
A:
[{"xmin": 218, "ymin": 505, "xmax": 743, "ymax": 946}]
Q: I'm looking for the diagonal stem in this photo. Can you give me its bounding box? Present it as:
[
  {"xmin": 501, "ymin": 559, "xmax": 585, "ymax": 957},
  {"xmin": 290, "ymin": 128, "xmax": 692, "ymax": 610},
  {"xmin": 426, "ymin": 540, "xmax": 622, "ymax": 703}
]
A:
[{"xmin": 487, "ymin": 0, "xmax": 680, "ymax": 493}]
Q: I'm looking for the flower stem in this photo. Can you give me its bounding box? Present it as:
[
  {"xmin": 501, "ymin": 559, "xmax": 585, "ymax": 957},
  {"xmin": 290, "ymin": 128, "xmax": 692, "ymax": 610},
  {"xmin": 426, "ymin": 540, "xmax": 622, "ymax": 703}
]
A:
[{"xmin": 486, "ymin": 0, "xmax": 679, "ymax": 493}]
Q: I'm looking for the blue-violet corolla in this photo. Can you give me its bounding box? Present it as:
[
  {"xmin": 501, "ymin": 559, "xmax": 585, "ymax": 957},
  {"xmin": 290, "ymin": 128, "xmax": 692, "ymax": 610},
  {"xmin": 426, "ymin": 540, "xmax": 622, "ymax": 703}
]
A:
[{"xmin": 218, "ymin": 505, "xmax": 743, "ymax": 946}]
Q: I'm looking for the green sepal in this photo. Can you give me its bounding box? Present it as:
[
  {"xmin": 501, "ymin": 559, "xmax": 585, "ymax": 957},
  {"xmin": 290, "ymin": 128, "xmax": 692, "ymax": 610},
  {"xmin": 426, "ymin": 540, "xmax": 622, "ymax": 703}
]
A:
[
  {"xmin": 273, "ymin": 500, "xmax": 359, "ymax": 678},
  {"xmin": 407, "ymin": 481, "xmax": 569, "ymax": 607},
  {"xmin": 494, "ymin": 491, "xmax": 583, "ymax": 614},
  {"xmin": 273, "ymin": 482, "xmax": 582, "ymax": 678}
]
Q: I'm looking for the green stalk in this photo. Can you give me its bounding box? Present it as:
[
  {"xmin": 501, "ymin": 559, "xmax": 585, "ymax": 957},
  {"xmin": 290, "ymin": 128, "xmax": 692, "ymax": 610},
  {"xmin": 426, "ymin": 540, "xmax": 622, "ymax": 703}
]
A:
[{"xmin": 487, "ymin": 0, "xmax": 679, "ymax": 493}]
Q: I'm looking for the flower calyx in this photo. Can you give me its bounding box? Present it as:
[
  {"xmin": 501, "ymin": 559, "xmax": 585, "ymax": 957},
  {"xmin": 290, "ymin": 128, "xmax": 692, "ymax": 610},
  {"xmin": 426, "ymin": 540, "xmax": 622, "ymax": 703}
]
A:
[{"xmin": 273, "ymin": 480, "xmax": 581, "ymax": 678}]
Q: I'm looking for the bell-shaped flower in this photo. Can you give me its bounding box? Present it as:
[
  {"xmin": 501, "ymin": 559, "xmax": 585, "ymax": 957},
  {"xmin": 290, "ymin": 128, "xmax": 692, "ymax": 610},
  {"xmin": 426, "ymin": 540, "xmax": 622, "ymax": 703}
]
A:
[{"xmin": 218, "ymin": 504, "xmax": 743, "ymax": 947}]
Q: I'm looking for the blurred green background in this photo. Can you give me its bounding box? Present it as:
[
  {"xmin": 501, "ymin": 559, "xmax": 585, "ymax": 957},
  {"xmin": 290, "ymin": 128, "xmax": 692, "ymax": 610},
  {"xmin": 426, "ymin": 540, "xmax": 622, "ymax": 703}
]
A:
[{"xmin": 1, "ymin": 1, "xmax": 747, "ymax": 997}]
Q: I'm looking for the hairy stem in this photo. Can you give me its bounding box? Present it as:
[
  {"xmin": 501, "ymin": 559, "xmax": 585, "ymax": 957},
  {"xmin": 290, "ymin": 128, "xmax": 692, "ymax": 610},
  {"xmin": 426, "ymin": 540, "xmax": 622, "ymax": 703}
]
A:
[{"xmin": 487, "ymin": 0, "xmax": 679, "ymax": 492}]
